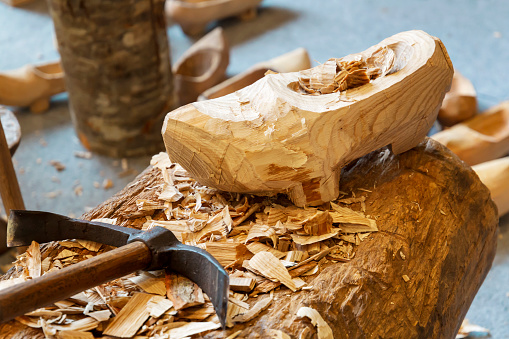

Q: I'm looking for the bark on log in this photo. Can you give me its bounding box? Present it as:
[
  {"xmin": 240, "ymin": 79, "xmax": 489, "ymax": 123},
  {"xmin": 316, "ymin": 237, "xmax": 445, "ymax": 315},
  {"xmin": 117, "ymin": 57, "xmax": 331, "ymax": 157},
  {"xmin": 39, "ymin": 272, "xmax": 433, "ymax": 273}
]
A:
[
  {"xmin": 47, "ymin": 0, "xmax": 175, "ymax": 157},
  {"xmin": 0, "ymin": 138, "xmax": 497, "ymax": 338}
]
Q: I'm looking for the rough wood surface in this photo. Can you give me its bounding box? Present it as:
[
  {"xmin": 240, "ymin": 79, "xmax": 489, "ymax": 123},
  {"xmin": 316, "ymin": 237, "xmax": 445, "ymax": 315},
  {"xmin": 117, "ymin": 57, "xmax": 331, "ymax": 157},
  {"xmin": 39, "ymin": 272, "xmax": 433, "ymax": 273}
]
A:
[
  {"xmin": 0, "ymin": 107, "xmax": 21, "ymax": 156},
  {"xmin": 48, "ymin": 0, "xmax": 175, "ymax": 157},
  {"xmin": 432, "ymin": 101, "xmax": 509, "ymax": 166},
  {"xmin": 0, "ymin": 138, "xmax": 498, "ymax": 338},
  {"xmin": 163, "ymin": 30, "xmax": 453, "ymax": 207}
]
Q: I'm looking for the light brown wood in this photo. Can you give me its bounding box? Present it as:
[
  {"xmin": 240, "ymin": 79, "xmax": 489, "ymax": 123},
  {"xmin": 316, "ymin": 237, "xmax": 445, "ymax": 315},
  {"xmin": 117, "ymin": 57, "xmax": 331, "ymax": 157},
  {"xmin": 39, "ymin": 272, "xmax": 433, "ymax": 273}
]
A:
[
  {"xmin": 163, "ymin": 30, "xmax": 453, "ymax": 206},
  {"xmin": 473, "ymin": 156, "xmax": 509, "ymax": 216},
  {"xmin": 199, "ymin": 48, "xmax": 311, "ymax": 101},
  {"xmin": 229, "ymin": 277, "xmax": 255, "ymax": 292},
  {"xmin": 173, "ymin": 27, "xmax": 229, "ymax": 106},
  {"xmin": 48, "ymin": 0, "xmax": 175, "ymax": 157},
  {"xmin": 0, "ymin": 61, "xmax": 64, "ymax": 113},
  {"xmin": 165, "ymin": 0, "xmax": 263, "ymax": 36},
  {"xmin": 0, "ymin": 107, "xmax": 21, "ymax": 156},
  {"xmin": 165, "ymin": 272, "xmax": 205, "ymax": 310},
  {"xmin": 0, "ymin": 138, "xmax": 498, "ymax": 338},
  {"xmin": 432, "ymin": 101, "xmax": 509, "ymax": 166},
  {"xmin": 438, "ymin": 69, "xmax": 477, "ymax": 127}
]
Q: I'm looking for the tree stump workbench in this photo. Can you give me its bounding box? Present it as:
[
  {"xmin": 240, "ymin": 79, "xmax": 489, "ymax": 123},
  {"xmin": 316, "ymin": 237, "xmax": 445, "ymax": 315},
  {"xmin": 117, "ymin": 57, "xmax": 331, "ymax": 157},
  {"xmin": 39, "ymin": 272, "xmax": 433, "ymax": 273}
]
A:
[{"xmin": 0, "ymin": 138, "xmax": 498, "ymax": 338}]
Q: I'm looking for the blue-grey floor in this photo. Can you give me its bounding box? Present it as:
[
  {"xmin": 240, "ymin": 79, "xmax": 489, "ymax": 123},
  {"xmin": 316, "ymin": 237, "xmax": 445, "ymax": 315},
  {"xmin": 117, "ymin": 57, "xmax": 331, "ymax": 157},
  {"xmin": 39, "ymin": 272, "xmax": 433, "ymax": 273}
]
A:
[{"xmin": 1, "ymin": 0, "xmax": 508, "ymax": 336}]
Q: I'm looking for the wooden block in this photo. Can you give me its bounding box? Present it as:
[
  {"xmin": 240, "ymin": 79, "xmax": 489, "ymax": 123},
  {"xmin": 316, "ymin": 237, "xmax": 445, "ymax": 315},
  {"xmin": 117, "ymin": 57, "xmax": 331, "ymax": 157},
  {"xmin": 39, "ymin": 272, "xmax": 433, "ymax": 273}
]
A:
[{"xmin": 229, "ymin": 277, "xmax": 255, "ymax": 293}]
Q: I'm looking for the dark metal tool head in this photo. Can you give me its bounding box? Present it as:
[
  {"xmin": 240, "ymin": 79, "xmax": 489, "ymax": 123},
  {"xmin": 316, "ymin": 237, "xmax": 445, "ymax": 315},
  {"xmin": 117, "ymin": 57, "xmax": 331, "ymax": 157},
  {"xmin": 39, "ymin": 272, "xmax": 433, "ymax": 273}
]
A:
[{"xmin": 8, "ymin": 210, "xmax": 229, "ymax": 327}]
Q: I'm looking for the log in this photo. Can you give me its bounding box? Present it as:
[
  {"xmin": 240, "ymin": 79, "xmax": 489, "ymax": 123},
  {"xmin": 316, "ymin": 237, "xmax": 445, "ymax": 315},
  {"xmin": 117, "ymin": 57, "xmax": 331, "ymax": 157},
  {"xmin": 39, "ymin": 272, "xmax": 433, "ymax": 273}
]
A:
[
  {"xmin": 162, "ymin": 30, "xmax": 453, "ymax": 207},
  {"xmin": 437, "ymin": 69, "xmax": 477, "ymax": 127},
  {"xmin": 0, "ymin": 138, "xmax": 498, "ymax": 338},
  {"xmin": 432, "ymin": 101, "xmax": 509, "ymax": 166},
  {"xmin": 47, "ymin": 0, "xmax": 175, "ymax": 157}
]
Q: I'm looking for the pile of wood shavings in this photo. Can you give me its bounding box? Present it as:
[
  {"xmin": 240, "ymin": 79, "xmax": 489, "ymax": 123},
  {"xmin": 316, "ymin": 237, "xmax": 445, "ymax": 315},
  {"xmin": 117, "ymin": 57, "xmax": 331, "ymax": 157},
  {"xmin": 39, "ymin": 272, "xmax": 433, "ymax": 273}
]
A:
[
  {"xmin": 0, "ymin": 152, "xmax": 378, "ymax": 338},
  {"xmin": 289, "ymin": 45, "xmax": 396, "ymax": 95}
]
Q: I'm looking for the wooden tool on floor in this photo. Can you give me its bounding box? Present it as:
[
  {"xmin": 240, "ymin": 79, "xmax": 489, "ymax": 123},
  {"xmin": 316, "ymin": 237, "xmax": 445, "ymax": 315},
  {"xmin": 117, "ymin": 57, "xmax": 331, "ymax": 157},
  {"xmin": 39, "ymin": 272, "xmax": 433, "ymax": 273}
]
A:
[
  {"xmin": 166, "ymin": 0, "xmax": 263, "ymax": 36},
  {"xmin": 173, "ymin": 27, "xmax": 229, "ymax": 106},
  {"xmin": 163, "ymin": 30, "xmax": 453, "ymax": 207},
  {"xmin": 199, "ymin": 47, "xmax": 311, "ymax": 101},
  {"xmin": 432, "ymin": 101, "xmax": 509, "ymax": 166},
  {"xmin": 438, "ymin": 69, "xmax": 477, "ymax": 127},
  {"xmin": 0, "ymin": 107, "xmax": 24, "ymax": 254},
  {"xmin": 473, "ymin": 157, "xmax": 509, "ymax": 217},
  {"xmin": 1, "ymin": 210, "xmax": 229, "ymax": 327},
  {"xmin": 0, "ymin": 61, "xmax": 65, "ymax": 113}
]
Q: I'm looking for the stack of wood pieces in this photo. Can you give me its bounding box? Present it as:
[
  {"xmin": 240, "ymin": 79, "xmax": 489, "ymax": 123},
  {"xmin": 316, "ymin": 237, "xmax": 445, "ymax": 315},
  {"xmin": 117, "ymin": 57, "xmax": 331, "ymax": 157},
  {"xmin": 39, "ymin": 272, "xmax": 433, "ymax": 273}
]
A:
[{"xmin": 0, "ymin": 138, "xmax": 498, "ymax": 338}]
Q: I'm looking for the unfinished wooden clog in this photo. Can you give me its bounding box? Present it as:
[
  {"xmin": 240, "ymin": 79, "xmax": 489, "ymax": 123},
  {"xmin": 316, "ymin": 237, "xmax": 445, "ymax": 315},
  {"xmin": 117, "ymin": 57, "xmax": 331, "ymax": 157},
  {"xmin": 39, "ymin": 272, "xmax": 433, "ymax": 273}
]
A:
[
  {"xmin": 437, "ymin": 69, "xmax": 477, "ymax": 127},
  {"xmin": 166, "ymin": 0, "xmax": 263, "ymax": 36},
  {"xmin": 173, "ymin": 27, "xmax": 229, "ymax": 106},
  {"xmin": 473, "ymin": 157, "xmax": 509, "ymax": 216},
  {"xmin": 163, "ymin": 30, "xmax": 453, "ymax": 207},
  {"xmin": 432, "ymin": 101, "xmax": 509, "ymax": 166},
  {"xmin": 199, "ymin": 48, "xmax": 311, "ymax": 101},
  {"xmin": 0, "ymin": 61, "xmax": 65, "ymax": 113}
]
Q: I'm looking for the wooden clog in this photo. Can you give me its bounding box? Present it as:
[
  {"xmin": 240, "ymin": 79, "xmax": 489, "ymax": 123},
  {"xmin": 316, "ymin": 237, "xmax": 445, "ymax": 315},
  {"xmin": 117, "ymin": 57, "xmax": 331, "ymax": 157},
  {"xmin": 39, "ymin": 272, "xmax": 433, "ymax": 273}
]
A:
[
  {"xmin": 438, "ymin": 69, "xmax": 477, "ymax": 127},
  {"xmin": 166, "ymin": 0, "xmax": 263, "ymax": 36},
  {"xmin": 432, "ymin": 101, "xmax": 509, "ymax": 166},
  {"xmin": 163, "ymin": 30, "xmax": 453, "ymax": 207},
  {"xmin": 473, "ymin": 157, "xmax": 509, "ymax": 216},
  {"xmin": 173, "ymin": 27, "xmax": 229, "ymax": 106},
  {"xmin": 199, "ymin": 47, "xmax": 311, "ymax": 101},
  {"xmin": 0, "ymin": 61, "xmax": 65, "ymax": 113}
]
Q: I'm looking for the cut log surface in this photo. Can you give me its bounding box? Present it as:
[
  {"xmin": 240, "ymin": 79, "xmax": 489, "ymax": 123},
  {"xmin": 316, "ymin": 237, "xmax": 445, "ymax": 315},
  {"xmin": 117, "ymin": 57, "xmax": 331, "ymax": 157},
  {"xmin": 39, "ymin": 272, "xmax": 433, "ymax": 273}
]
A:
[
  {"xmin": 163, "ymin": 30, "xmax": 453, "ymax": 207},
  {"xmin": 0, "ymin": 138, "xmax": 498, "ymax": 338}
]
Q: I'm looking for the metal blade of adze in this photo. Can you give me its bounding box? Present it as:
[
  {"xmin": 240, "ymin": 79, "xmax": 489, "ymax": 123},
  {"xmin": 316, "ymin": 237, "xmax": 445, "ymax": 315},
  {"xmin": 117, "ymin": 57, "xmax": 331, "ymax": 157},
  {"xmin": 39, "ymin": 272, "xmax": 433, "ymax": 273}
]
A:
[{"xmin": 1, "ymin": 210, "xmax": 229, "ymax": 327}]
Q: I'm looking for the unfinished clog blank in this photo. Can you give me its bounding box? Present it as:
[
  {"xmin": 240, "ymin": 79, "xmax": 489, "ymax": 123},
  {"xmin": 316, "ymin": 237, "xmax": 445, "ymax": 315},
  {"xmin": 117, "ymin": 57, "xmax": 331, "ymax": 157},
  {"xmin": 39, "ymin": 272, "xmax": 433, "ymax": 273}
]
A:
[{"xmin": 163, "ymin": 30, "xmax": 453, "ymax": 206}]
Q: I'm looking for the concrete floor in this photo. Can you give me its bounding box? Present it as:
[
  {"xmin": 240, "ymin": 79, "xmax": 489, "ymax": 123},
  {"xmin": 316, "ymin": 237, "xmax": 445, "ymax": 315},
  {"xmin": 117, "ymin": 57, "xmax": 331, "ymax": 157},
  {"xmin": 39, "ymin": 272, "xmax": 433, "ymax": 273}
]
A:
[{"xmin": 0, "ymin": 0, "xmax": 508, "ymax": 336}]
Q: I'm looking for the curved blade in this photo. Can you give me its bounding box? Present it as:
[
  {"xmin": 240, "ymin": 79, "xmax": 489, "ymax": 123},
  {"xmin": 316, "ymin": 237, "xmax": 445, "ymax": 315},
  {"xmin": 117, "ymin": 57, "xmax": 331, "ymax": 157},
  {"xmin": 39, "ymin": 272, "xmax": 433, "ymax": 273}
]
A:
[
  {"xmin": 7, "ymin": 210, "xmax": 141, "ymax": 247},
  {"xmin": 162, "ymin": 243, "xmax": 229, "ymax": 328}
]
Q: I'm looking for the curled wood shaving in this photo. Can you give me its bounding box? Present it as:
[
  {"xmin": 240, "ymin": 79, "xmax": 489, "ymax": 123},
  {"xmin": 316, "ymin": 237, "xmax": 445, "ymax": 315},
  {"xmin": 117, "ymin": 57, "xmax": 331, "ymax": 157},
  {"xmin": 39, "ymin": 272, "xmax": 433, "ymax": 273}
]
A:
[
  {"xmin": 296, "ymin": 307, "xmax": 334, "ymax": 339},
  {"xmin": 232, "ymin": 294, "xmax": 273, "ymax": 323},
  {"xmin": 26, "ymin": 241, "xmax": 41, "ymax": 279}
]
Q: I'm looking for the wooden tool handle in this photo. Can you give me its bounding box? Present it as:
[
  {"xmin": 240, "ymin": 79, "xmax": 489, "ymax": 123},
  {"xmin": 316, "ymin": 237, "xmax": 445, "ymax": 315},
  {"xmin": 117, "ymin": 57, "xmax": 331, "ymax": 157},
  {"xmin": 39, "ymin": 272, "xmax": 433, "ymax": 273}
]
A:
[
  {"xmin": 0, "ymin": 241, "xmax": 151, "ymax": 323},
  {"xmin": 0, "ymin": 118, "xmax": 25, "ymax": 213}
]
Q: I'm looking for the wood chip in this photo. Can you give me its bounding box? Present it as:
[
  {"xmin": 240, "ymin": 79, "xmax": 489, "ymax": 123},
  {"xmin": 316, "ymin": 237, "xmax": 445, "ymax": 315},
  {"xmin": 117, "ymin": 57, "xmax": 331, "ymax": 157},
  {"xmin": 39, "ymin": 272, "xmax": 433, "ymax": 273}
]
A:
[
  {"xmin": 165, "ymin": 272, "xmax": 205, "ymax": 310},
  {"xmin": 129, "ymin": 273, "xmax": 166, "ymax": 295},
  {"xmin": 102, "ymin": 179, "xmax": 114, "ymax": 190},
  {"xmin": 49, "ymin": 160, "xmax": 66, "ymax": 171},
  {"xmin": 232, "ymin": 294, "xmax": 273, "ymax": 323},
  {"xmin": 291, "ymin": 229, "xmax": 339, "ymax": 245},
  {"xmin": 246, "ymin": 241, "xmax": 286, "ymax": 259},
  {"xmin": 267, "ymin": 329, "xmax": 291, "ymax": 339},
  {"xmin": 402, "ymin": 274, "xmax": 410, "ymax": 282},
  {"xmin": 159, "ymin": 182, "xmax": 184, "ymax": 202},
  {"xmin": 57, "ymin": 330, "xmax": 95, "ymax": 339},
  {"xmin": 76, "ymin": 239, "xmax": 102, "ymax": 252},
  {"xmin": 249, "ymin": 252, "xmax": 296, "ymax": 291},
  {"xmin": 245, "ymin": 223, "xmax": 278, "ymax": 246},
  {"xmin": 330, "ymin": 202, "xmax": 377, "ymax": 231},
  {"xmin": 229, "ymin": 277, "xmax": 256, "ymax": 293},
  {"xmin": 204, "ymin": 242, "xmax": 251, "ymax": 266},
  {"xmin": 26, "ymin": 241, "xmax": 41, "ymax": 279},
  {"xmin": 103, "ymin": 292, "xmax": 156, "ymax": 337},
  {"xmin": 228, "ymin": 295, "xmax": 250, "ymax": 310},
  {"xmin": 296, "ymin": 307, "xmax": 333, "ymax": 339},
  {"xmin": 148, "ymin": 297, "xmax": 173, "ymax": 318},
  {"xmin": 166, "ymin": 321, "xmax": 221, "ymax": 339}
]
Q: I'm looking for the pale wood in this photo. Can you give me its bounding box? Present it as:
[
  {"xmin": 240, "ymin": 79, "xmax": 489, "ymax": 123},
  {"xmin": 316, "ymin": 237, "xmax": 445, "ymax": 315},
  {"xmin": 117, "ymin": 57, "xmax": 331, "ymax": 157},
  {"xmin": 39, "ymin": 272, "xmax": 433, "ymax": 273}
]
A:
[
  {"xmin": 0, "ymin": 61, "xmax": 64, "ymax": 113},
  {"xmin": 165, "ymin": 0, "xmax": 263, "ymax": 36},
  {"xmin": 229, "ymin": 277, "xmax": 255, "ymax": 292},
  {"xmin": 0, "ymin": 138, "xmax": 499, "ymax": 338},
  {"xmin": 473, "ymin": 156, "xmax": 509, "ymax": 216},
  {"xmin": 199, "ymin": 48, "xmax": 311, "ymax": 100},
  {"xmin": 432, "ymin": 101, "xmax": 509, "ymax": 166},
  {"xmin": 438, "ymin": 69, "xmax": 477, "ymax": 127},
  {"xmin": 103, "ymin": 292, "xmax": 156, "ymax": 338},
  {"xmin": 48, "ymin": 0, "xmax": 175, "ymax": 157},
  {"xmin": 173, "ymin": 27, "xmax": 229, "ymax": 106},
  {"xmin": 165, "ymin": 272, "xmax": 205, "ymax": 310},
  {"xmin": 163, "ymin": 30, "xmax": 453, "ymax": 206}
]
